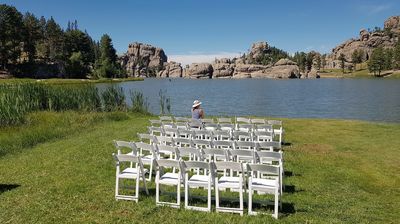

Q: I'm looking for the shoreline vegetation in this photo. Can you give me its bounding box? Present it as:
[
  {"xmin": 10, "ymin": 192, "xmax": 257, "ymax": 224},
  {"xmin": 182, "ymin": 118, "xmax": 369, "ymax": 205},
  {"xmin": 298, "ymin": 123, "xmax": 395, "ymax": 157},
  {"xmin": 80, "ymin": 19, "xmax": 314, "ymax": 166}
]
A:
[
  {"xmin": 1, "ymin": 111, "xmax": 399, "ymax": 223},
  {"xmin": 0, "ymin": 77, "xmax": 144, "ymax": 84}
]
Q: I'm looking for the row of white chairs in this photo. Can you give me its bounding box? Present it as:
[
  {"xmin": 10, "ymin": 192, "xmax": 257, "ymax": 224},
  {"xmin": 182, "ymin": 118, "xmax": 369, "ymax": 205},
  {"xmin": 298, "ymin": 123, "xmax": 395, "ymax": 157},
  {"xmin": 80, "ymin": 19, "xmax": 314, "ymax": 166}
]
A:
[
  {"xmin": 113, "ymin": 152, "xmax": 281, "ymax": 218},
  {"xmin": 145, "ymin": 128, "xmax": 279, "ymax": 144},
  {"xmin": 150, "ymin": 117, "xmax": 284, "ymax": 143}
]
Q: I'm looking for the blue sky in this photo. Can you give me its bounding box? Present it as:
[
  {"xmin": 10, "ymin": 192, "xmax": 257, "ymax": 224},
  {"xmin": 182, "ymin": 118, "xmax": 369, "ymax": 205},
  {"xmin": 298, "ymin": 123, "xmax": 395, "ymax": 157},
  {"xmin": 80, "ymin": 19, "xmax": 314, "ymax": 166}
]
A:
[{"xmin": 2, "ymin": 0, "xmax": 400, "ymax": 64}]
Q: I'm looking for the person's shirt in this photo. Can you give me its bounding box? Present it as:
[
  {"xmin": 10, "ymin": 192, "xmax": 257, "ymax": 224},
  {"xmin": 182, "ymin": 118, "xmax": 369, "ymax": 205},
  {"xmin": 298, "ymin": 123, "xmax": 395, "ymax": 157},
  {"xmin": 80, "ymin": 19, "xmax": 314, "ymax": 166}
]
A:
[{"xmin": 192, "ymin": 108, "xmax": 203, "ymax": 119}]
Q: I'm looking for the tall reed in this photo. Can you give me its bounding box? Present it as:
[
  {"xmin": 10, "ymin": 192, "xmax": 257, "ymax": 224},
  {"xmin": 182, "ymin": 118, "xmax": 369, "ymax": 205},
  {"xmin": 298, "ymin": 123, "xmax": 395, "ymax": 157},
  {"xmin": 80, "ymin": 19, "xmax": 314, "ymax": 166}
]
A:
[{"xmin": 130, "ymin": 90, "xmax": 150, "ymax": 114}]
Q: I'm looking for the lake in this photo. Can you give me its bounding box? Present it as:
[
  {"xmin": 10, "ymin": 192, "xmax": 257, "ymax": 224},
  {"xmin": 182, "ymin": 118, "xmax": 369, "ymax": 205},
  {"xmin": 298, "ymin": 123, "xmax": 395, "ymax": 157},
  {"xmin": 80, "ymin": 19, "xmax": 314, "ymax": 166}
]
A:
[{"xmin": 97, "ymin": 78, "xmax": 400, "ymax": 123}]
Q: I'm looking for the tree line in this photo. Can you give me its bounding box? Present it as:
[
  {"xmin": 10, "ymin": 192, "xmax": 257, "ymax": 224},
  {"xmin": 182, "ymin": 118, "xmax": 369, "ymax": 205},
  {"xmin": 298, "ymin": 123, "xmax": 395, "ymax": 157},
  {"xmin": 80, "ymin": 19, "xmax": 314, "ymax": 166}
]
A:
[{"xmin": 0, "ymin": 4, "xmax": 125, "ymax": 78}]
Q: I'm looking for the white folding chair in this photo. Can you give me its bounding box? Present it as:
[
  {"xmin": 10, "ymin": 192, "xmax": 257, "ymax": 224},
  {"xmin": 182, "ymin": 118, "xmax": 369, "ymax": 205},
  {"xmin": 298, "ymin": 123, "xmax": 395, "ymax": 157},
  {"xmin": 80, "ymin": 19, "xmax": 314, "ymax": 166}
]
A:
[
  {"xmin": 204, "ymin": 123, "xmax": 219, "ymax": 131},
  {"xmin": 174, "ymin": 137, "xmax": 193, "ymax": 148},
  {"xmin": 113, "ymin": 153, "xmax": 149, "ymax": 202},
  {"xmin": 251, "ymin": 118, "xmax": 266, "ymax": 125},
  {"xmin": 194, "ymin": 129, "xmax": 213, "ymax": 140},
  {"xmin": 176, "ymin": 146, "xmax": 203, "ymax": 162},
  {"xmin": 137, "ymin": 133, "xmax": 153, "ymax": 144},
  {"xmin": 174, "ymin": 117, "xmax": 188, "ymax": 123},
  {"xmin": 214, "ymin": 161, "xmax": 245, "ymax": 215},
  {"xmin": 183, "ymin": 161, "xmax": 213, "ymax": 212},
  {"xmin": 255, "ymin": 151, "xmax": 284, "ymax": 194},
  {"xmin": 192, "ymin": 139, "xmax": 213, "ymax": 150},
  {"xmin": 160, "ymin": 116, "xmax": 173, "ymax": 122},
  {"xmin": 219, "ymin": 123, "xmax": 234, "ymax": 131},
  {"xmin": 247, "ymin": 164, "xmax": 280, "ymax": 218},
  {"xmin": 163, "ymin": 127, "xmax": 179, "ymax": 138},
  {"xmin": 267, "ymin": 120, "xmax": 283, "ymax": 143},
  {"xmin": 201, "ymin": 118, "xmax": 215, "ymax": 124},
  {"xmin": 237, "ymin": 124, "xmax": 254, "ymax": 132},
  {"xmin": 233, "ymin": 130, "xmax": 252, "ymax": 141},
  {"xmin": 257, "ymin": 141, "xmax": 281, "ymax": 152},
  {"xmin": 255, "ymin": 124, "xmax": 273, "ymax": 132},
  {"xmin": 253, "ymin": 130, "xmax": 273, "ymax": 142},
  {"xmin": 148, "ymin": 126, "xmax": 164, "ymax": 136},
  {"xmin": 135, "ymin": 142, "xmax": 157, "ymax": 182},
  {"xmin": 154, "ymin": 135, "xmax": 175, "ymax": 146},
  {"xmin": 234, "ymin": 141, "xmax": 257, "ymax": 151},
  {"xmin": 155, "ymin": 159, "xmax": 183, "ymax": 208},
  {"xmin": 188, "ymin": 119, "xmax": 203, "ymax": 130},
  {"xmin": 212, "ymin": 130, "xmax": 231, "ymax": 141}
]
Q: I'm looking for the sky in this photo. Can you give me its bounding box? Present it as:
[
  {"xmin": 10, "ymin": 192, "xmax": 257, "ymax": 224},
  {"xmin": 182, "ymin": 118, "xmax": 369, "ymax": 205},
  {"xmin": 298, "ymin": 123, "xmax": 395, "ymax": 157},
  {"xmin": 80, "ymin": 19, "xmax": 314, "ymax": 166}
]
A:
[{"xmin": 2, "ymin": 0, "xmax": 400, "ymax": 65}]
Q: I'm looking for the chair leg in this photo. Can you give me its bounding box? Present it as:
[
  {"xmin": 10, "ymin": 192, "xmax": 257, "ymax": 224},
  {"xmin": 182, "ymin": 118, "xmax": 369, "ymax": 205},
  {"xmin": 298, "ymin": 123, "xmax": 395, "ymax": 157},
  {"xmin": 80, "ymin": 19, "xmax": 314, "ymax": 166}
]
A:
[
  {"xmin": 207, "ymin": 182, "xmax": 211, "ymax": 212},
  {"xmin": 239, "ymin": 184, "xmax": 243, "ymax": 216},
  {"xmin": 135, "ymin": 175, "xmax": 140, "ymax": 201},
  {"xmin": 156, "ymin": 171, "xmax": 160, "ymax": 204},
  {"xmin": 115, "ymin": 176, "xmax": 119, "ymax": 199},
  {"xmin": 177, "ymin": 181, "xmax": 181, "ymax": 207},
  {"xmin": 274, "ymin": 187, "xmax": 279, "ymax": 219},
  {"xmin": 215, "ymin": 178, "xmax": 219, "ymax": 212},
  {"xmin": 248, "ymin": 183, "xmax": 252, "ymax": 214},
  {"xmin": 185, "ymin": 176, "xmax": 189, "ymax": 208}
]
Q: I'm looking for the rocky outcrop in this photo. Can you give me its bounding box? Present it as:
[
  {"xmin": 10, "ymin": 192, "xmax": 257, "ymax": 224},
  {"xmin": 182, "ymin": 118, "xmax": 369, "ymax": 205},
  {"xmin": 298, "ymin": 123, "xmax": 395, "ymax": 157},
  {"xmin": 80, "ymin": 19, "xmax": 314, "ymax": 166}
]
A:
[
  {"xmin": 184, "ymin": 63, "xmax": 213, "ymax": 79},
  {"xmin": 120, "ymin": 42, "xmax": 167, "ymax": 77},
  {"xmin": 326, "ymin": 16, "xmax": 400, "ymax": 69},
  {"xmin": 212, "ymin": 63, "xmax": 235, "ymax": 78},
  {"xmin": 248, "ymin": 42, "xmax": 269, "ymax": 61},
  {"xmin": 158, "ymin": 61, "xmax": 183, "ymax": 78}
]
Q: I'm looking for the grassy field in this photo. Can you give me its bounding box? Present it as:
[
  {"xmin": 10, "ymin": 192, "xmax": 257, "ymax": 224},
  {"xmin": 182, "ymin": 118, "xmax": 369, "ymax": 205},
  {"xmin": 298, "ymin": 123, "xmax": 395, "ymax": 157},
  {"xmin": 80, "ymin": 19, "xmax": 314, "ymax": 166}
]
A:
[
  {"xmin": 1, "ymin": 112, "xmax": 399, "ymax": 223},
  {"xmin": 320, "ymin": 67, "xmax": 400, "ymax": 79}
]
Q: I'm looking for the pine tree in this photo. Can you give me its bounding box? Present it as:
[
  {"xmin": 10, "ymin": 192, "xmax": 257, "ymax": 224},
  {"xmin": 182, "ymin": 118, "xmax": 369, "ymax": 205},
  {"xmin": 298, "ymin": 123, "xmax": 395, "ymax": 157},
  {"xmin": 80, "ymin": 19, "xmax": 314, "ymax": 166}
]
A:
[
  {"xmin": 0, "ymin": 4, "xmax": 24, "ymax": 68},
  {"xmin": 368, "ymin": 47, "xmax": 385, "ymax": 77},
  {"xmin": 338, "ymin": 53, "xmax": 346, "ymax": 74},
  {"xmin": 95, "ymin": 34, "xmax": 119, "ymax": 78},
  {"xmin": 394, "ymin": 40, "xmax": 400, "ymax": 69},
  {"xmin": 22, "ymin": 12, "xmax": 42, "ymax": 62}
]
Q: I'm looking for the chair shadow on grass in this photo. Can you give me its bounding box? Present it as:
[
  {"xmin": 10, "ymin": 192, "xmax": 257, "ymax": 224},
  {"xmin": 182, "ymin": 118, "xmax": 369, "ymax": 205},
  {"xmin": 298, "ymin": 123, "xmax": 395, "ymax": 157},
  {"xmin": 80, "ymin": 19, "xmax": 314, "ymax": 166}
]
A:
[
  {"xmin": 142, "ymin": 188, "xmax": 297, "ymax": 216},
  {"xmin": 0, "ymin": 184, "xmax": 20, "ymax": 195}
]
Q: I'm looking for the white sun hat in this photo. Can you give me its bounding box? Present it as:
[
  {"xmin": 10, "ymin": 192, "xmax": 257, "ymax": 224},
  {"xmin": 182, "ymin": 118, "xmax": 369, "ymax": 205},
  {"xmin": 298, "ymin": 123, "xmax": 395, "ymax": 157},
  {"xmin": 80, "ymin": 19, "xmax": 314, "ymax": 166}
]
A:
[{"xmin": 192, "ymin": 100, "xmax": 202, "ymax": 108}]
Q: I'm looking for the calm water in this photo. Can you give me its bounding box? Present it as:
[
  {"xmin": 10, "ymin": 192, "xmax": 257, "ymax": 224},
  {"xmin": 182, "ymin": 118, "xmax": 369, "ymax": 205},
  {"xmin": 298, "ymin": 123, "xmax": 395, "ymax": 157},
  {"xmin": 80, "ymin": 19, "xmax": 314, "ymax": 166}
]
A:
[{"xmin": 97, "ymin": 78, "xmax": 400, "ymax": 123}]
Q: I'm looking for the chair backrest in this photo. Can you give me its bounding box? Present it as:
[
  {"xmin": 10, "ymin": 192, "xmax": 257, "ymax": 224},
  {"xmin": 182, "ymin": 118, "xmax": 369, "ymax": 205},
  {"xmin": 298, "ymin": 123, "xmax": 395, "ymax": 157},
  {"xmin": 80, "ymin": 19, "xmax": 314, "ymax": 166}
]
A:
[
  {"xmin": 228, "ymin": 149, "xmax": 255, "ymax": 162},
  {"xmin": 237, "ymin": 123, "xmax": 254, "ymax": 132},
  {"xmin": 257, "ymin": 141, "xmax": 281, "ymax": 151},
  {"xmin": 175, "ymin": 121, "xmax": 188, "ymax": 130},
  {"xmin": 217, "ymin": 117, "xmax": 232, "ymax": 124},
  {"xmin": 114, "ymin": 153, "xmax": 140, "ymax": 163},
  {"xmin": 214, "ymin": 161, "xmax": 243, "ymax": 173},
  {"xmin": 182, "ymin": 161, "xmax": 211, "ymax": 171},
  {"xmin": 149, "ymin": 119, "xmax": 162, "ymax": 126},
  {"xmin": 161, "ymin": 122, "xmax": 175, "ymax": 129},
  {"xmin": 114, "ymin": 140, "xmax": 137, "ymax": 154},
  {"xmin": 233, "ymin": 130, "xmax": 252, "ymax": 141},
  {"xmin": 176, "ymin": 147, "xmax": 203, "ymax": 161},
  {"xmin": 204, "ymin": 123, "xmax": 219, "ymax": 131},
  {"xmin": 236, "ymin": 117, "xmax": 251, "ymax": 124},
  {"xmin": 255, "ymin": 151, "xmax": 282, "ymax": 162},
  {"xmin": 148, "ymin": 126, "xmax": 164, "ymax": 136},
  {"xmin": 154, "ymin": 135, "xmax": 174, "ymax": 146},
  {"xmin": 174, "ymin": 117, "xmax": 188, "ymax": 122},
  {"xmin": 253, "ymin": 131, "xmax": 273, "ymax": 142},
  {"xmin": 201, "ymin": 118, "xmax": 215, "ymax": 124},
  {"xmin": 202, "ymin": 148, "xmax": 227, "ymax": 161},
  {"xmin": 188, "ymin": 119, "xmax": 203, "ymax": 129},
  {"xmin": 177, "ymin": 129, "xmax": 193, "ymax": 139},
  {"xmin": 219, "ymin": 123, "xmax": 234, "ymax": 131},
  {"xmin": 251, "ymin": 118, "xmax": 266, "ymax": 124},
  {"xmin": 255, "ymin": 124, "xmax": 273, "ymax": 132},
  {"xmin": 267, "ymin": 120, "xmax": 282, "ymax": 127},
  {"xmin": 160, "ymin": 116, "xmax": 173, "ymax": 122},
  {"xmin": 212, "ymin": 140, "xmax": 234, "ymax": 149},
  {"xmin": 163, "ymin": 127, "xmax": 179, "ymax": 137},
  {"xmin": 137, "ymin": 133, "xmax": 153, "ymax": 144},
  {"xmin": 135, "ymin": 142, "xmax": 156, "ymax": 155},
  {"xmin": 155, "ymin": 158, "xmax": 181, "ymax": 169},
  {"xmin": 192, "ymin": 139, "xmax": 212, "ymax": 149},
  {"xmin": 174, "ymin": 137, "xmax": 193, "ymax": 147},
  {"xmin": 247, "ymin": 164, "xmax": 279, "ymax": 176},
  {"xmin": 235, "ymin": 141, "xmax": 257, "ymax": 150},
  {"xmin": 156, "ymin": 144, "xmax": 177, "ymax": 155},
  {"xmin": 212, "ymin": 130, "xmax": 231, "ymax": 141},
  {"xmin": 194, "ymin": 129, "xmax": 213, "ymax": 140}
]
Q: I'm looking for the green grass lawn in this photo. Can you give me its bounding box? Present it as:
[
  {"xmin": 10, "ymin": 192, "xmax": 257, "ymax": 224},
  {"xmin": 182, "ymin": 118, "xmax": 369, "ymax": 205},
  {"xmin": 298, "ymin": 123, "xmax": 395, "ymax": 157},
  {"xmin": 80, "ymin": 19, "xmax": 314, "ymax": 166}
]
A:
[{"xmin": 1, "ymin": 112, "xmax": 399, "ymax": 223}]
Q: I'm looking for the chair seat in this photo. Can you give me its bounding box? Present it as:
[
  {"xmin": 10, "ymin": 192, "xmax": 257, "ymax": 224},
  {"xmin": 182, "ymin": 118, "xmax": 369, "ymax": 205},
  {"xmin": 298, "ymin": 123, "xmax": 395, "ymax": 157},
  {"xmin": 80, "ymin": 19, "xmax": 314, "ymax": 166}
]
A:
[
  {"xmin": 188, "ymin": 175, "xmax": 210, "ymax": 187},
  {"xmin": 250, "ymin": 178, "xmax": 279, "ymax": 192},
  {"xmin": 218, "ymin": 176, "xmax": 242, "ymax": 189},
  {"xmin": 119, "ymin": 167, "xmax": 148, "ymax": 179},
  {"xmin": 159, "ymin": 172, "xmax": 180, "ymax": 185},
  {"xmin": 141, "ymin": 155, "xmax": 154, "ymax": 163}
]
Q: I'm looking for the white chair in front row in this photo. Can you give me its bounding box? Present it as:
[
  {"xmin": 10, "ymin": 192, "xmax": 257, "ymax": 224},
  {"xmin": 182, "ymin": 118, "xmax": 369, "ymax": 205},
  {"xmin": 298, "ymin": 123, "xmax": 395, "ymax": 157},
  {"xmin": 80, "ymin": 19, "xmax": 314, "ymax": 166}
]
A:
[
  {"xmin": 155, "ymin": 159, "xmax": 183, "ymax": 208},
  {"xmin": 247, "ymin": 164, "xmax": 280, "ymax": 219},
  {"xmin": 214, "ymin": 161, "xmax": 245, "ymax": 216},
  {"xmin": 183, "ymin": 161, "xmax": 213, "ymax": 212},
  {"xmin": 113, "ymin": 153, "xmax": 149, "ymax": 202}
]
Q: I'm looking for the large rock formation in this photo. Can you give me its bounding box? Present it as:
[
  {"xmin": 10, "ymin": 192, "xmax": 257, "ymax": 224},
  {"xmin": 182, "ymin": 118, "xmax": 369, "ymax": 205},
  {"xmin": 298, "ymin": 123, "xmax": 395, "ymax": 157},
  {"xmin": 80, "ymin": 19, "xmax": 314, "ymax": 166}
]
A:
[
  {"xmin": 158, "ymin": 61, "xmax": 183, "ymax": 78},
  {"xmin": 326, "ymin": 16, "xmax": 400, "ymax": 69},
  {"xmin": 119, "ymin": 42, "xmax": 167, "ymax": 77},
  {"xmin": 184, "ymin": 63, "xmax": 213, "ymax": 79}
]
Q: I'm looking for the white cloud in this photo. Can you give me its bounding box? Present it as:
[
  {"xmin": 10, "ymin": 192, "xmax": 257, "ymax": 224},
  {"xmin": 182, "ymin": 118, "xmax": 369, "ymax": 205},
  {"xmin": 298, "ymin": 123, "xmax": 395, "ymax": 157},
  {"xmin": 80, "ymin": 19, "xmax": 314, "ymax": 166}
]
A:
[{"xmin": 168, "ymin": 52, "xmax": 241, "ymax": 66}]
